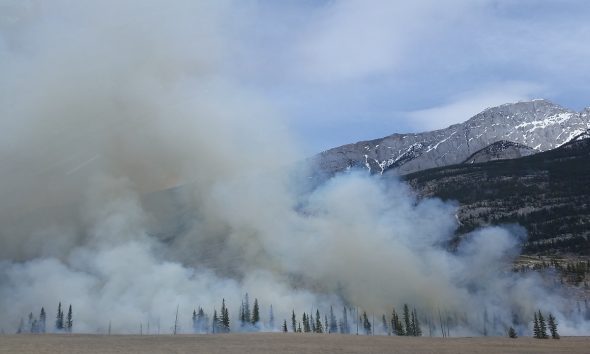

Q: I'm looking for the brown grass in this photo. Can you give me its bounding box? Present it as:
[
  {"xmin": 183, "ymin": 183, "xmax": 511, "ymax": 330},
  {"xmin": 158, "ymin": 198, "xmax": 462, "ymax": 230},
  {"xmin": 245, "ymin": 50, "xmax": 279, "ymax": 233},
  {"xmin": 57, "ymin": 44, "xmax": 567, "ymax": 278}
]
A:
[{"xmin": 1, "ymin": 333, "xmax": 589, "ymax": 354}]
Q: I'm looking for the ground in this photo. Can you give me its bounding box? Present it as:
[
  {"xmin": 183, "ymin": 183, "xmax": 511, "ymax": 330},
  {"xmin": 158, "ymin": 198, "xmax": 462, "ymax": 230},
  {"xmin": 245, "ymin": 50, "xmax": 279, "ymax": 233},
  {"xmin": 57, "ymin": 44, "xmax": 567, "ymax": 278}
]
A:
[{"xmin": 1, "ymin": 333, "xmax": 589, "ymax": 354}]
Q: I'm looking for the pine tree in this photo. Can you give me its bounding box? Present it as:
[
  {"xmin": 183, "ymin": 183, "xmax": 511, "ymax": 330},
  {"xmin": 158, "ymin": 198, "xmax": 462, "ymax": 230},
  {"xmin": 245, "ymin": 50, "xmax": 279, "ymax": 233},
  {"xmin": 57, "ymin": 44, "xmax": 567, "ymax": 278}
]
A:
[
  {"xmin": 212, "ymin": 310, "xmax": 219, "ymax": 334},
  {"xmin": 412, "ymin": 308, "xmax": 422, "ymax": 336},
  {"xmin": 362, "ymin": 312, "xmax": 371, "ymax": 335},
  {"xmin": 341, "ymin": 306, "xmax": 349, "ymax": 334},
  {"xmin": 315, "ymin": 309, "xmax": 323, "ymax": 333},
  {"xmin": 302, "ymin": 313, "xmax": 310, "ymax": 333},
  {"xmin": 547, "ymin": 313, "xmax": 559, "ymax": 339},
  {"xmin": 382, "ymin": 314, "xmax": 388, "ymax": 335},
  {"xmin": 239, "ymin": 304, "xmax": 244, "ymax": 326},
  {"xmin": 391, "ymin": 308, "xmax": 405, "ymax": 336},
  {"xmin": 533, "ymin": 312, "xmax": 540, "ymax": 338},
  {"xmin": 242, "ymin": 294, "xmax": 251, "ymax": 325},
  {"xmin": 538, "ymin": 310, "xmax": 548, "ymax": 339},
  {"xmin": 282, "ymin": 320, "xmax": 288, "ymax": 332},
  {"xmin": 192, "ymin": 309, "xmax": 198, "ymax": 332},
  {"xmin": 66, "ymin": 305, "xmax": 73, "ymax": 333},
  {"xmin": 251, "ymin": 298, "xmax": 260, "ymax": 326},
  {"xmin": 329, "ymin": 306, "xmax": 338, "ymax": 333},
  {"xmin": 27, "ymin": 312, "xmax": 34, "ymax": 333},
  {"xmin": 39, "ymin": 307, "xmax": 46, "ymax": 333},
  {"xmin": 403, "ymin": 304, "xmax": 411, "ymax": 336},
  {"xmin": 221, "ymin": 299, "xmax": 230, "ymax": 332},
  {"xmin": 508, "ymin": 326, "xmax": 517, "ymax": 338},
  {"xmin": 291, "ymin": 310, "xmax": 297, "ymax": 332},
  {"xmin": 310, "ymin": 313, "xmax": 315, "ymax": 333},
  {"xmin": 269, "ymin": 305, "xmax": 275, "ymax": 329},
  {"xmin": 55, "ymin": 302, "xmax": 64, "ymax": 331}
]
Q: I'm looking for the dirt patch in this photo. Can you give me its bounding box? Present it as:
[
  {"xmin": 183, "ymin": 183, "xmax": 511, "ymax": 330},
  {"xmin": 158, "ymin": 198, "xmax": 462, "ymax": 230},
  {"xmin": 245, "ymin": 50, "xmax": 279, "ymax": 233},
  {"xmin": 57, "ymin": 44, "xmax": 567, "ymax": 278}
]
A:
[{"xmin": 1, "ymin": 333, "xmax": 589, "ymax": 354}]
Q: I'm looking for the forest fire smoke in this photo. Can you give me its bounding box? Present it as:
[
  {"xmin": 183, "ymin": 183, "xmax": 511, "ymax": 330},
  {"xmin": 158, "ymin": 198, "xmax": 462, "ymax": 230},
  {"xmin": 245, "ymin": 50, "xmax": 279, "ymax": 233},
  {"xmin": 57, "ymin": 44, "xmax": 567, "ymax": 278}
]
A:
[{"xmin": 0, "ymin": 0, "xmax": 587, "ymax": 336}]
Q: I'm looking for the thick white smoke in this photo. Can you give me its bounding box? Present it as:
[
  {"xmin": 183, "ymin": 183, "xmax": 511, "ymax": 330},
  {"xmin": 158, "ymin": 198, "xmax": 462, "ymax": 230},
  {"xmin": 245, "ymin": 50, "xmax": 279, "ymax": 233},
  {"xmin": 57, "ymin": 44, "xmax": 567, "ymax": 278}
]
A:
[{"xmin": 0, "ymin": 0, "xmax": 586, "ymax": 336}]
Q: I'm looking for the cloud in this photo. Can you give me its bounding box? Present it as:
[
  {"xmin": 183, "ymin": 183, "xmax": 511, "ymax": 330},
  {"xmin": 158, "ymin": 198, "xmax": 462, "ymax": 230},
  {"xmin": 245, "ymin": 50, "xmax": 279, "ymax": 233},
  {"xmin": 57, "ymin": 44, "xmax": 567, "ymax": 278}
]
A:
[
  {"xmin": 405, "ymin": 82, "xmax": 548, "ymax": 131},
  {"xmin": 292, "ymin": 0, "xmax": 476, "ymax": 83}
]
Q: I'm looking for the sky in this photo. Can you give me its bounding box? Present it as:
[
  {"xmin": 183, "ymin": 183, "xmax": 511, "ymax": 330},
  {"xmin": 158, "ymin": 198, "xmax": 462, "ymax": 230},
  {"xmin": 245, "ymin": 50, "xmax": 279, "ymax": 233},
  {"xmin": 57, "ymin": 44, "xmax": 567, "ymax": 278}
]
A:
[
  {"xmin": 219, "ymin": 0, "xmax": 590, "ymax": 153},
  {"xmin": 1, "ymin": 0, "xmax": 589, "ymax": 154}
]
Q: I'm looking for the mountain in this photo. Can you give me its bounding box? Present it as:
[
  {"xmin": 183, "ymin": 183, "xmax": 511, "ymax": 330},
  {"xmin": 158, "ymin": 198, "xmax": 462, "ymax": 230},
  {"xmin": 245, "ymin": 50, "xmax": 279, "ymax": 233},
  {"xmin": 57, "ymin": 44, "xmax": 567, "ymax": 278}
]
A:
[
  {"xmin": 313, "ymin": 99, "xmax": 590, "ymax": 177},
  {"xmin": 402, "ymin": 132, "xmax": 590, "ymax": 255}
]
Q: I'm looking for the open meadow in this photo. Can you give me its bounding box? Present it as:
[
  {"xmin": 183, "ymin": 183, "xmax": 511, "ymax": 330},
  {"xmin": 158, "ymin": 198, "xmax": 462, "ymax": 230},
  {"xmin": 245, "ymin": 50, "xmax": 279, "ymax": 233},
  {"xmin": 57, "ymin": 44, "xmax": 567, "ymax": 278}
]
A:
[{"xmin": 1, "ymin": 333, "xmax": 589, "ymax": 354}]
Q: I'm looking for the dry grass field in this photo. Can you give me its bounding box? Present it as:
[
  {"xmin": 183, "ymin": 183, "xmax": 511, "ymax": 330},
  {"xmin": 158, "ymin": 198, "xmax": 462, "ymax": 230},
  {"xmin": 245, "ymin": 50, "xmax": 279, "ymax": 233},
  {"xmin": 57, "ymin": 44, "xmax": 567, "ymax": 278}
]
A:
[{"xmin": 1, "ymin": 333, "xmax": 589, "ymax": 354}]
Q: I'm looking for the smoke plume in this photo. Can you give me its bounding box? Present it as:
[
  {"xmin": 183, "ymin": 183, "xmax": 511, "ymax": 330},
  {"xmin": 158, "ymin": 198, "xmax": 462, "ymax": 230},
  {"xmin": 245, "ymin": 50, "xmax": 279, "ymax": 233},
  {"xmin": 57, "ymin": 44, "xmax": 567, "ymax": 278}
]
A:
[{"xmin": 0, "ymin": 0, "xmax": 586, "ymax": 336}]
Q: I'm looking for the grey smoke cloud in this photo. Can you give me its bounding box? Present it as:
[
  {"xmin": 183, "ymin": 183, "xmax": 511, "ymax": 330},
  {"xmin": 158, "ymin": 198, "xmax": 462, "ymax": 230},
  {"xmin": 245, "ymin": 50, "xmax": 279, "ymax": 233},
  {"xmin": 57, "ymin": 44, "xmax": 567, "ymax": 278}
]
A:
[{"xmin": 0, "ymin": 0, "xmax": 586, "ymax": 336}]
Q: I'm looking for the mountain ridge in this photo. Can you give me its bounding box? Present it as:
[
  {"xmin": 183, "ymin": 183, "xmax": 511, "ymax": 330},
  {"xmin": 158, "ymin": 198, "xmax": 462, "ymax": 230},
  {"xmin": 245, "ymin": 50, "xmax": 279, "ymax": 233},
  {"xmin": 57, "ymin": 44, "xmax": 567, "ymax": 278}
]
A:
[{"xmin": 312, "ymin": 99, "xmax": 590, "ymax": 177}]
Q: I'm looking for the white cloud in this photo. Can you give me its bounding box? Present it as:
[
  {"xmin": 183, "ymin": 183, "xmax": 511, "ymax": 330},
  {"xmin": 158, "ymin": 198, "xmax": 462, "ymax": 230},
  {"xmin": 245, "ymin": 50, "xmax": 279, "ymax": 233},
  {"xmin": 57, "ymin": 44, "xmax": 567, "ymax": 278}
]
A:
[
  {"xmin": 292, "ymin": 0, "xmax": 478, "ymax": 83},
  {"xmin": 406, "ymin": 82, "xmax": 548, "ymax": 131}
]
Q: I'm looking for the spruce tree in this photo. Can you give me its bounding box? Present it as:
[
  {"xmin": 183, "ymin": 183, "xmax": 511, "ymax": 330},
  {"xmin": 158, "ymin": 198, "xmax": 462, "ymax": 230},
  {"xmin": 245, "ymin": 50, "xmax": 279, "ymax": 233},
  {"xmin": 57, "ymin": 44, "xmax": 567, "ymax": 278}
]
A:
[
  {"xmin": 329, "ymin": 306, "xmax": 338, "ymax": 333},
  {"xmin": 251, "ymin": 298, "xmax": 260, "ymax": 326},
  {"xmin": 302, "ymin": 313, "xmax": 310, "ymax": 333},
  {"xmin": 310, "ymin": 313, "xmax": 315, "ymax": 333},
  {"xmin": 341, "ymin": 306, "xmax": 349, "ymax": 334},
  {"xmin": 56, "ymin": 302, "xmax": 64, "ymax": 331},
  {"xmin": 212, "ymin": 310, "xmax": 219, "ymax": 334},
  {"xmin": 66, "ymin": 305, "xmax": 73, "ymax": 333},
  {"xmin": 412, "ymin": 308, "xmax": 422, "ymax": 336},
  {"xmin": 537, "ymin": 310, "xmax": 548, "ymax": 339},
  {"xmin": 239, "ymin": 304, "xmax": 244, "ymax": 327},
  {"xmin": 243, "ymin": 294, "xmax": 251, "ymax": 324},
  {"xmin": 391, "ymin": 308, "xmax": 402, "ymax": 336},
  {"xmin": 324, "ymin": 315, "xmax": 328, "ymax": 334},
  {"xmin": 27, "ymin": 313, "xmax": 34, "ymax": 333},
  {"xmin": 382, "ymin": 314, "xmax": 388, "ymax": 335},
  {"xmin": 508, "ymin": 326, "xmax": 517, "ymax": 338},
  {"xmin": 391, "ymin": 308, "xmax": 405, "ymax": 336},
  {"xmin": 315, "ymin": 309, "xmax": 323, "ymax": 333},
  {"xmin": 269, "ymin": 305, "xmax": 275, "ymax": 329},
  {"xmin": 403, "ymin": 304, "xmax": 411, "ymax": 336},
  {"xmin": 39, "ymin": 307, "xmax": 46, "ymax": 333},
  {"xmin": 533, "ymin": 312, "xmax": 541, "ymax": 339},
  {"xmin": 221, "ymin": 299, "xmax": 230, "ymax": 332},
  {"xmin": 291, "ymin": 310, "xmax": 297, "ymax": 332},
  {"xmin": 547, "ymin": 313, "xmax": 559, "ymax": 339},
  {"xmin": 297, "ymin": 322, "xmax": 302, "ymax": 333},
  {"xmin": 362, "ymin": 312, "xmax": 371, "ymax": 335},
  {"xmin": 192, "ymin": 309, "xmax": 197, "ymax": 332},
  {"xmin": 282, "ymin": 320, "xmax": 288, "ymax": 332}
]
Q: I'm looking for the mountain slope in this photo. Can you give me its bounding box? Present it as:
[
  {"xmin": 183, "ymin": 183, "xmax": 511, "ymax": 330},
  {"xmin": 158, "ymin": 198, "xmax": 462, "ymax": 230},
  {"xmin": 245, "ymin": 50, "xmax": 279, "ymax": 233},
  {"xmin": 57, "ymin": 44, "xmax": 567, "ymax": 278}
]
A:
[
  {"xmin": 402, "ymin": 133, "xmax": 590, "ymax": 255},
  {"xmin": 313, "ymin": 99, "xmax": 590, "ymax": 177},
  {"xmin": 462, "ymin": 140, "xmax": 536, "ymax": 164}
]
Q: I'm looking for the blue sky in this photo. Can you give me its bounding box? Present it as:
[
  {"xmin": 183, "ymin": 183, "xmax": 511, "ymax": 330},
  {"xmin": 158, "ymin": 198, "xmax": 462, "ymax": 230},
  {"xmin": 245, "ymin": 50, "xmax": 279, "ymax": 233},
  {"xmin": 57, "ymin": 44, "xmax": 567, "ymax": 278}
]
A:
[
  {"xmin": 220, "ymin": 0, "xmax": 590, "ymax": 153},
  {"xmin": 1, "ymin": 0, "xmax": 589, "ymax": 154}
]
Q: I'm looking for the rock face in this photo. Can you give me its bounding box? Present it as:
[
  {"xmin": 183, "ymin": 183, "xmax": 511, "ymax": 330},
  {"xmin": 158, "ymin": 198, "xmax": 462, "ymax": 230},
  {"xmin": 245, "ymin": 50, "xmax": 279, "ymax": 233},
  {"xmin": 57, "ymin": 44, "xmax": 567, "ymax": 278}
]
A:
[
  {"xmin": 402, "ymin": 135, "xmax": 590, "ymax": 255},
  {"xmin": 462, "ymin": 140, "xmax": 536, "ymax": 164},
  {"xmin": 312, "ymin": 99, "xmax": 590, "ymax": 177}
]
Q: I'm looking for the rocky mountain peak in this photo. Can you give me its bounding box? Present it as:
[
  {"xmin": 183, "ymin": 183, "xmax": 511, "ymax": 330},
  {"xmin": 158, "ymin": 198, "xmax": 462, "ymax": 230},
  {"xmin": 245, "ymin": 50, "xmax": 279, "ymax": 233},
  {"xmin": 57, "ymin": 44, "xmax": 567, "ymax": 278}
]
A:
[{"xmin": 312, "ymin": 99, "xmax": 590, "ymax": 177}]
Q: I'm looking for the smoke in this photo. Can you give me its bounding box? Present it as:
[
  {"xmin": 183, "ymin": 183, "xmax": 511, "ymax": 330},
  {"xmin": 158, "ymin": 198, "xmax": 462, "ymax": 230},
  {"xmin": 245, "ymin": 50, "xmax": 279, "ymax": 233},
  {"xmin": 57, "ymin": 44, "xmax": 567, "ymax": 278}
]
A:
[{"xmin": 0, "ymin": 0, "xmax": 586, "ymax": 336}]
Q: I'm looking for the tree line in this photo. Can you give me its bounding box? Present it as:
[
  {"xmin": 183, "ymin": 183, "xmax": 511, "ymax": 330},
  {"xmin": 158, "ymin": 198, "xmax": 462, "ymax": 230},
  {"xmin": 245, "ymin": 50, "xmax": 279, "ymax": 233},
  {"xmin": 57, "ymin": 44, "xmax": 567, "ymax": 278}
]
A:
[
  {"xmin": 13, "ymin": 296, "xmax": 562, "ymax": 338},
  {"xmin": 16, "ymin": 302, "xmax": 73, "ymax": 334}
]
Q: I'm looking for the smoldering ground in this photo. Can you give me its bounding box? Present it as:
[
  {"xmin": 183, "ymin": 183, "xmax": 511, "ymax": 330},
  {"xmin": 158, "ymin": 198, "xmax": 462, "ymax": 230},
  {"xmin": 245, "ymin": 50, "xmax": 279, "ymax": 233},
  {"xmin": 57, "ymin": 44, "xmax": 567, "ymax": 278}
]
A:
[{"xmin": 0, "ymin": 0, "xmax": 587, "ymax": 336}]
